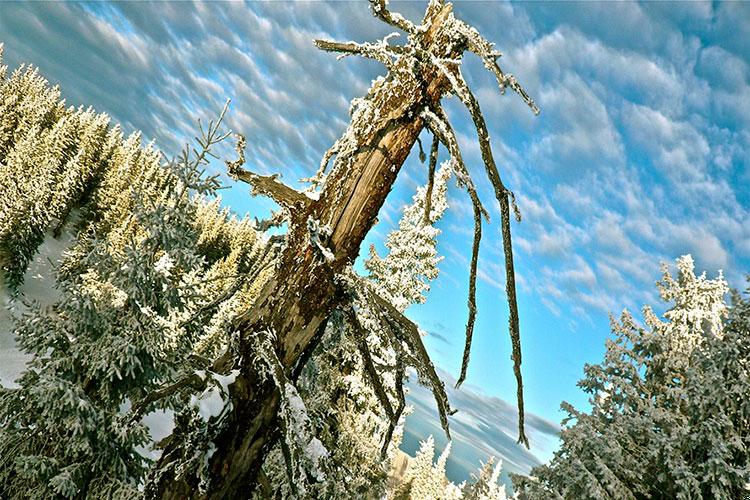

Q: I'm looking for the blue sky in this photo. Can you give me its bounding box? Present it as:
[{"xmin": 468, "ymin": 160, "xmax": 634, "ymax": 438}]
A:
[{"xmin": 1, "ymin": 0, "xmax": 749, "ymax": 483}]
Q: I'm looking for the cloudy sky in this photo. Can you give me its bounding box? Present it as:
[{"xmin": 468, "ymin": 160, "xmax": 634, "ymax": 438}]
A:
[{"xmin": 1, "ymin": 0, "xmax": 749, "ymax": 483}]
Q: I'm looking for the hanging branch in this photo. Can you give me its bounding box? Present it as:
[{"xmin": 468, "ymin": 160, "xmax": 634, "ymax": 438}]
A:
[
  {"xmin": 434, "ymin": 59, "xmax": 530, "ymax": 448},
  {"xmin": 423, "ymin": 133, "xmax": 440, "ymax": 225},
  {"xmin": 456, "ymin": 198, "xmax": 482, "ymax": 388},
  {"xmin": 340, "ymin": 269, "xmax": 453, "ymax": 440},
  {"xmin": 420, "ymin": 105, "xmax": 491, "ymax": 389},
  {"xmin": 380, "ymin": 360, "xmax": 406, "ymax": 460},
  {"xmin": 362, "ymin": 282, "xmax": 454, "ymax": 439},
  {"xmin": 344, "ymin": 305, "xmax": 395, "ymax": 421}
]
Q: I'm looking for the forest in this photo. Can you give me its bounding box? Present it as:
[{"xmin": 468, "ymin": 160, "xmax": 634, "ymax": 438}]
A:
[{"xmin": 0, "ymin": 1, "xmax": 748, "ymax": 499}]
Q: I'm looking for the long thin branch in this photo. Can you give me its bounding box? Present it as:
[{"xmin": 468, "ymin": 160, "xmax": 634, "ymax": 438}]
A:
[
  {"xmin": 441, "ymin": 65, "xmax": 529, "ymax": 448},
  {"xmin": 420, "ymin": 107, "xmax": 489, "ymax": 223},
  {"xmin": 456, "ymin": 197, "xmax": 482, "ymax": 388},
  {"xmin": 363, "ymin": 284, "xmax": 453, "ymax": 439},
  {"xmin": 380, "ymin": 360, "xmax": 406, "ymax": 460}
]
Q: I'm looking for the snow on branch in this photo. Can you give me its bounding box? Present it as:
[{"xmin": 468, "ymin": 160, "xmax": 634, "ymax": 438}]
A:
[
  {"xmin": 225, "ymin": 134, "xmax": 308, "ymax": 212},
  {"xmin": 314, "ymin": 35, "xmax": 403, "ymax": 69},
  {"xmin": 344, "ymin": 305, "xmax": 396, "ymax": 421},
  {"xmin": 339, "ymin": 269, "xmax": 454, "ymax": 440},
  {"xmin": 369, "ymin": 0, "xmax": 419, "ymax": 35},
  {"xmin": 250, "ymin": 330, "xmax": 329, "ymax": 496}
]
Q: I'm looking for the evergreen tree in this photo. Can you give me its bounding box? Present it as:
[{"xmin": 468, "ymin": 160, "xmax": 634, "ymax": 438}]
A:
[
  {"xmin": 512, "ymin": 256, "xmax": 750, "ymax": 499},
  {"xmin": 0, "ymin": 46, "xmax": 115, "ymax": 289},
  {"xmin": 390, "ymin": 436, "xmax": 512, "ymax": 500},
  {"xmin": 0, "ymin": 55, "xmax": 274, "ymax": 496}
]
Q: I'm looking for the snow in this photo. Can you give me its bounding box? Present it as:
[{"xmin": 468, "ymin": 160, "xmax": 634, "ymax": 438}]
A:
[
  {"xmin": 0, "ymin": 226, "xmax": 74, "ymax": 388},
  {"xmin": 189, "ymin": 369, "xmax": 239, "ymax": 421}
]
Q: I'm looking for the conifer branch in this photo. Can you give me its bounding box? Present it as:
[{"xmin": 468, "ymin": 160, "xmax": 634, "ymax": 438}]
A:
[{"xmin": 130, "ymin": 372, "xmax": 208, "ymax": 422}]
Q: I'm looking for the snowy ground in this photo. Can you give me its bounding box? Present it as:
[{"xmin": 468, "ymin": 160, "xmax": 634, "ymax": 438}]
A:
[{"xmin": 0, "ymin": 229, "xmax": 72, "ymax": 388}]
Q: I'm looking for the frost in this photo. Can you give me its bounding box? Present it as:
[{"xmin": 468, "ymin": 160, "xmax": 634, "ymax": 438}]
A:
[{"xmin": 154, "ymin": 252, "xmax": 175, "ymax": 277}]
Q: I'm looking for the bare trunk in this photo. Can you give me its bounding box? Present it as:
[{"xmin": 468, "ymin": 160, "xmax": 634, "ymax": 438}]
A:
[{"xmin": 147, "ymin": 5, "xmax": 461, "ymax": 498}]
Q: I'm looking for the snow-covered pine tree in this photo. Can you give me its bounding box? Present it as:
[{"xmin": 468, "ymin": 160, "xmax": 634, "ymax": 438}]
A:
[
  {"xmin": 0, "ymin": 59, "xmax": 275, "ymax": 496},
  {"xmin": 0, "ymin": 45, "xmax": 115, "ymax": 289},
  {"xmin": 512, "ymin": 255, "xmax": 750, "ymax": 499},
  {"xmin": 390, "ymin": 435, "xmax": 513, "ymax": 500}
]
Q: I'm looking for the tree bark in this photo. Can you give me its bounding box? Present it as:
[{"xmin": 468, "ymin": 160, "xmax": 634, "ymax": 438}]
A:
[{"xmin": 147, "ymin": 4, "xmax": 462, "ymax": 498}]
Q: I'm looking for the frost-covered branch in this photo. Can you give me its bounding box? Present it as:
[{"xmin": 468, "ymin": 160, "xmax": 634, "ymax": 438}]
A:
[
  {"xmin": 369, "ymin": 0, "xmax": 419, "ymax": 35},
  {"xmin": 344, "ymin": 305, "xmax": 395, "ymax": 421},
  {"xmin": 453, "ymin": 18, "xmax": 540, "ymax": 115},
  {"xmin": 339, "ymin": 269, "xmax": 453, "ymax": 440},
  {"xmin": 130, "ymin": 372, "xmax": 208, "ymax": 422},
  {"xmin": 226, "ymin": 134, "xmax": 308, "ymax": 212},
  {"xmin": 380, "ymin": 360, "xmax": 406, "ymax": 460},
  {"xmin": 251, "ymin": 330, "xmax": 329, "ymax": 495},
  {"xmin": 314, "ymin": 36, "xmax": 403, "ymax": 68},
  {"xmin": 362, "ymin": 280, "xmax": 454, "ymax": 438}
]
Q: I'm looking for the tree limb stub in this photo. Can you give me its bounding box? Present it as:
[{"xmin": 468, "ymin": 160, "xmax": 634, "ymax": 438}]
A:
[{"xmin": 229, "ymin": 166, "xmax": 308, "ymax": 211}]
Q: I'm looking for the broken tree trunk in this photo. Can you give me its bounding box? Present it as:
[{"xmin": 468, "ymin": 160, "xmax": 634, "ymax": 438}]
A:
[{"xmin": 147, "ymin": 4, "xmax": 463, "ymax": 498}]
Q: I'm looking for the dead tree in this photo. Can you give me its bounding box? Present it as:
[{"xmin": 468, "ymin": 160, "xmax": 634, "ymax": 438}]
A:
[{"xmin": 146, "ymin": 1, "xmax": 538, "ymax": 497}]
